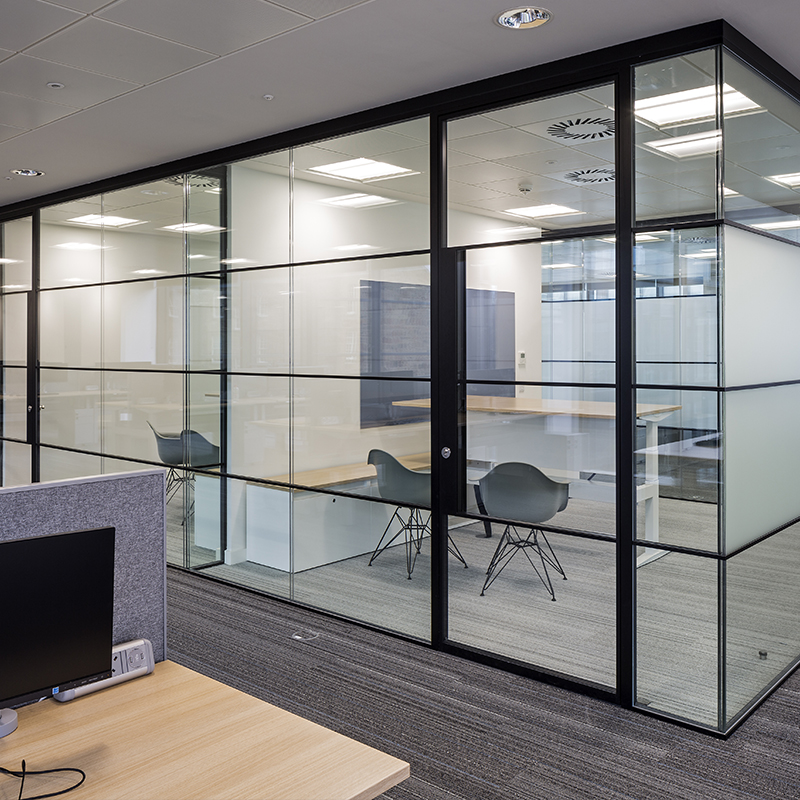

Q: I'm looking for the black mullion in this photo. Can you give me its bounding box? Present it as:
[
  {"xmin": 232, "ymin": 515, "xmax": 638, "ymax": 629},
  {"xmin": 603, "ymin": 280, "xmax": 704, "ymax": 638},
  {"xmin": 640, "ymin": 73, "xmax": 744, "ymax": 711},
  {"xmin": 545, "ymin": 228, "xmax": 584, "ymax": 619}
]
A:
[
  {"xmin": 28, "ymin": 211, "xmax": 41, "ymax": 482},
  {"xmin": 615, "ymin": 67, "xmax": 636, "ymax": 709},
  {"xmin": 218, "ymin": 166, "xmax": 230, "ymax": 563}
]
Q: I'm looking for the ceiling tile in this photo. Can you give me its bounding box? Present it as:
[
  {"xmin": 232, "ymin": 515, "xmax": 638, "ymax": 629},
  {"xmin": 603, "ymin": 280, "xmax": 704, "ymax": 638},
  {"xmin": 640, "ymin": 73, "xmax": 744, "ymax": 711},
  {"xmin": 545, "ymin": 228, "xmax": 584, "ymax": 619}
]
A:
[
  {"xmin": 484, "ymin": 93, "xmax": 608, "ymax": 128},
  {"xmin": 47, "ymin": 0, "xmax": 118, "ymax": 11},
  {"xmin": 0, "ymin": 90, "xmax": 77, "ymax": 129},
  {"xmin": 0, "ymin": 0, "xmax": 83, "ymax": 52},
  {"xmin": 97, "ymin": 0, "xmax": 309, "ymax": 56},
  {"xmin": 447, "ymin": 115, "xmax": 507, "ymax": 140},
  {"xmin": 0, "ymin": 48, "xmax": 14, "ymax": 63},
  {"xmin": 0, "ymin": 123, "xmax": 26, "ymax": 143},
  {"xmin": 0, "ymin": 55, "xmax": 139, "ymax": 108},
  {"xmin": 26, "ymin": 18, "xmax": 214, "ymax": 83},
  {"xmin": 272, "ymin": 0, "xmax": 371, "ymax": 19},
  {"xmin": 498, "ymin": 148, "xmax": 607, "ymax": 174},
  {"xmin": 448, "ymin": 160, "xmax": 528, "ymax": 186},
  {"xmin": 313, "ymin": 127, "xmax": 424, "ymax": 158},
  {"xmin": 450, "ymin": 128, "xmax": 556, "ymax": 160}
]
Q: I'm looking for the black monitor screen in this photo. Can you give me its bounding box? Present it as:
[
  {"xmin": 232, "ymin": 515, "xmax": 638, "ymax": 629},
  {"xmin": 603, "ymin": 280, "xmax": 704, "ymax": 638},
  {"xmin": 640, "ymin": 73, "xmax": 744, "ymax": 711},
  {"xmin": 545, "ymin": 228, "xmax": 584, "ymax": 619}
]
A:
[{"xmin": 0, "ymin": 527, "xmax": 115, "ymax": 707}]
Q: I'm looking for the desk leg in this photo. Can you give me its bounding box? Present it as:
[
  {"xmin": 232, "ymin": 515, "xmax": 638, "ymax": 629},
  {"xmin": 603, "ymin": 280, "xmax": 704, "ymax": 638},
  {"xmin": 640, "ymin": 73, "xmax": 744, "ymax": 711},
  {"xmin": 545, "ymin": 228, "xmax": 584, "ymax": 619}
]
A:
[{"xmin": 637, "ymin": 418, "xmax": 664, "ymax": 567}]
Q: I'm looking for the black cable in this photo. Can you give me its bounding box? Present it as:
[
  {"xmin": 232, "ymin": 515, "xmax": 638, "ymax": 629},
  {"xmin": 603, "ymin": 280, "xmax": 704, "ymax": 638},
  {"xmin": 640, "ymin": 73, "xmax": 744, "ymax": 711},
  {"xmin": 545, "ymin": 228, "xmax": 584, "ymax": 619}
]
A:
[{"xmin": 0, "ymin": 759, "xmax": 86, "ymax": 800}]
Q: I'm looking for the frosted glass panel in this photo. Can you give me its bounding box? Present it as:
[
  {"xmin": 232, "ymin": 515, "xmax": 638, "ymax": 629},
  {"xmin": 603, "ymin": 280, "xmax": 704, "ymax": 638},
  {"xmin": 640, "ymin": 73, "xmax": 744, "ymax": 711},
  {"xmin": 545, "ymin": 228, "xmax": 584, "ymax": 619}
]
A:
[
  {"xmin": 723, "ymin": 225, "xmax": 800, "ymax": 386},
  {"xmin": 2, "ymin": 441, "xmax": 30, "ymax": 487},
  {"xmin": 2, "ymin": 368, "xmax": 27, "ymax": 440},
  {"xmin": 2, "ymin": 292, "xmax": 27, "ymax": 365},
  {"xmin": 724, "ymin": 384, "xmax": 800, "ymax": 551},
  {"xmin": 1, "ymin": 216, "xmax": 32, "ymax": 291}
]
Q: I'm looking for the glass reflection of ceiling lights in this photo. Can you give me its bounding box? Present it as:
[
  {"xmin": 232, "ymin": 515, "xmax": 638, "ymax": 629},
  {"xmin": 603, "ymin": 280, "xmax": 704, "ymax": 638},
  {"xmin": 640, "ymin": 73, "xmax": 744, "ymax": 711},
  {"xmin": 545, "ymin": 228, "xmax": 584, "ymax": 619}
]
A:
[
  {"xmin": 752, "ymin": 219, "xmax": 800, "ymax": 230},
  {"xmin": 505, "ymin": 204, "xmax": 584, "ymax": 219},
  {"xmin": 767, "ymin": 172, "xmax": 800, "ymax": 188},
  {"xmin": 161, "ymin": 223, "xmax": 224, "ymax": 233},
  {"xmin": 0, "ymin": 257, "xmax": 21, "ymax": 263},
  {"xmin": 642, "ymin": 130, "xmax": 721, "ymax": 158},
  {"xmin": 635, "ymin": 85, "xmax": 759, "ymax": 127},
  {"xmin": 68, "ymin": 214, "xmax": 146, "ymax": 228},
  {"xmin": 308, "ymin": 158, "xmax": 417, "ymax": 182},
  {"xmin": 53, "ymin": 242, "xmax": 108, "ymax": 250},
  {"xmin": 321, "ymin": 193, "xmax": 398, "ymax": 208}
]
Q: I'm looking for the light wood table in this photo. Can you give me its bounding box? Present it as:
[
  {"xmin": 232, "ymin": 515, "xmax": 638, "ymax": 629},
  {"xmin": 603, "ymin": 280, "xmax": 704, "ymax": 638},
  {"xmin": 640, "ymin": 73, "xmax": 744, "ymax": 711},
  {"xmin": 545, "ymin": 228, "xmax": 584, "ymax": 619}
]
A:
[{"xmin": 0, "ymin": 661, "xmax": 409, "ymax": 800}]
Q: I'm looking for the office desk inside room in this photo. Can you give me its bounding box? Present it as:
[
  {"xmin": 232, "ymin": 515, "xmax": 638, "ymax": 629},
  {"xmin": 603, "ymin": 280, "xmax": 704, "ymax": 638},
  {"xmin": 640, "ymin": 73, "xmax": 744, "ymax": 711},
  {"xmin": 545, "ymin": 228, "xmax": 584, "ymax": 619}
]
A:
[{"xmin": 0, "ymin": 661, "xmax": 408, "ymax": 800}]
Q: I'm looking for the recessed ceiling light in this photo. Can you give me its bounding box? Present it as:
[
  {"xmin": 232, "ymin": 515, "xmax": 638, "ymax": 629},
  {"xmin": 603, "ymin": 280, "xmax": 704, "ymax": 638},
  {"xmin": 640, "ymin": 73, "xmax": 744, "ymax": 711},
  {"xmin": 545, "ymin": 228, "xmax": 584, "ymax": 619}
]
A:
[
  {"xmin": 141, "ymin": 189, "xmax": 169, "ymax": 196},
  {"xmin": 635, "ymin": 85, "xmax": 759, "ymax": 127},
  {"xmin": 188, "ymin": 254, "xmax": 213, "ymax": 259},
  {"xmin": 68, "ymin": 214, "xmax": 145, "ymax": 228},
  {"xmin": 46, "ymin": 82, "xmax": 65, "ymax": 89},
  {"xmin": 752, "ymin": 219, "xmax": 800, "ymax": 230},
  {"xmin": 133, "ymin": 269, "xmax": 167, "ymax": 275},
  {"xmin": 333, "ymin": 244, "xmax": 378, "ymax": 251},
  {"xmin": 505, "ymin": 204, "xmax": 584, "ymax": 218},
  {"xmin": 0, "ymin": 258, "xmax": 21, "ymax": 264},
  {"xmin": 767, "ymin": 172, "xmax": 800, "ymax": 188},
  {"xmin": 643, "ymin": 130, "xmax": 721, "ymax": 158},
  {"xmin": 2, "ymin": 284, "xmax": 27, "ymax": 290},
  {"xmin": 220, "ymin": 258, "xmax": 253, "ymax": 264},
  {"xmin": 309, "ymin": 158, "xmax": 416, "ymax": 182},
  {"xmin": 495, "ymin": 7, "xmax": 552, "ymax": 29},
  {"xmin": 723, "ymin": 186, "xmax": 741, "ymax": 196},
  {"xmin": 322, "ymin": 193, "xmax": 398, "ymax": 208},
  {"xmin": 10, "ymin": 169, "xmax": 44, "ymax": 177},
  {"xmin": 53, "ymin": 242, "xmax": 107, "ymax": 251},
  {"xmin": 161, "ymin": 223, "xmax": 224, "ymax": 233},
  {"xmin": 262, "ymin": 94, "xmax": 274, "ymax": 101},
  {"xmin": 545, "ymin": 262, "xmax": 579, "ymax": 269}
]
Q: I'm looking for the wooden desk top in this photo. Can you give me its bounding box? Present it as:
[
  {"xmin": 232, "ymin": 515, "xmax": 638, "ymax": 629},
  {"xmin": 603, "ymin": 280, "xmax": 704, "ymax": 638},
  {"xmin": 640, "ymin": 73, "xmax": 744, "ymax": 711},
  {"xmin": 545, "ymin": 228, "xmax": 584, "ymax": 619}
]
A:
[
  {"xmin": 0, "ymin": 661, "xmax": 409, "ymax": 800},
  {"xmin": 395, "ymin": 395, "xmax": 680, "ymax": 420}
]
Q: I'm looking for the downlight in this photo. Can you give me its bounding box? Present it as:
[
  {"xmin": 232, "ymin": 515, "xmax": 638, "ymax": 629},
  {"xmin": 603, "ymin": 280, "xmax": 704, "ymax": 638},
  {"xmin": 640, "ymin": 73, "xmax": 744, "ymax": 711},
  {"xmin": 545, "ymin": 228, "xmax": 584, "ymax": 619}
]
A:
[
  {"xmin": 10, "ymin": 168, "xmax": 44, "ymax": 177},
  {"xmin": 495, "ymin": 7, "xmax": 552, "ymax": 29}
]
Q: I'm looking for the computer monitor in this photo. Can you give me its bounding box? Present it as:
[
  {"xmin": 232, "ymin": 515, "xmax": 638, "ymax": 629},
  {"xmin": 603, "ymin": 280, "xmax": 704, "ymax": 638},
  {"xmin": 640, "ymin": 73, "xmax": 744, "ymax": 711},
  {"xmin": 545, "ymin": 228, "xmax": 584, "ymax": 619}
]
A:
[{"xmin": 0, "ymin": 527, "xmax": 115, "ymax": 739}]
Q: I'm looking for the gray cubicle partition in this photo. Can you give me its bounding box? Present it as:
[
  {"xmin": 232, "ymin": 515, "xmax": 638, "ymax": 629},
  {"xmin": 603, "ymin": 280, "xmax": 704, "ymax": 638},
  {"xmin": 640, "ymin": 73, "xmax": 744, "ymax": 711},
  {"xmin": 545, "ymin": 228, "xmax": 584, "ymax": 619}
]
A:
[{"xmin": 0, "ymin": 469, "xmax": 166, "ymax": 662}]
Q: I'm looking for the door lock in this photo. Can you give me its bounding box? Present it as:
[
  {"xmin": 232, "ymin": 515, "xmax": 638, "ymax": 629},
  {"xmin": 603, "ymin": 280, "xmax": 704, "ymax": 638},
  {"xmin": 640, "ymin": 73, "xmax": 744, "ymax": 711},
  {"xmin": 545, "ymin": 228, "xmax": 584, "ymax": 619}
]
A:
[{"xmin": 441, "ymin": 447, "xmax": 452, "ymax": 459}]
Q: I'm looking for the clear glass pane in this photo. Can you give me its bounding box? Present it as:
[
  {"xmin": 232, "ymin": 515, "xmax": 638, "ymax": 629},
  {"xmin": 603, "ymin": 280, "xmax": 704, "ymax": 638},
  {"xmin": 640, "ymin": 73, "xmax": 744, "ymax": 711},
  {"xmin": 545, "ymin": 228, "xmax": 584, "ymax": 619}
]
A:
[
  {"xmin": 2, "ymin": 440, "xmax": 30, "ymax": 487},
  {"xmin": 186, "ymin": 169, "xmax": 224, "ymax": 271},
  {"xmin": 2, "ymin": 367, "xmax": 27, "ymax": 440},
  {"xmin": 228, "ymin": 375, "xmax": 290, "ymax": 480},
  {"xmin": 103, "ymin": 371, "xmax": 184, "ymax": 462},
  {"xmin": 293, "ymin": 118, "xmax": 430, "ymax": 262},
  {"xmin": 40, "ymin": 198, "xmax": 103, "ymax": 288},
  {"xmin": 448, "ymin": 84, "xmax": 615, "ymax": 248},
  {"xmin": 230, "ymin": 267, "xmax": 290, "ymax": 372},
  {"xmin": 292, "ymin": 489, "xmax": 431, "ymax": 641},
  {"xmin": 189, "ymin": 275, "xmax": 221, "ymax": 370},
  {"xmin": 723, "ymin": 51, "xmax": 800, "ymax": 243},
  {"xmin": 448, "ymin": 514, "xmax": 615, "ymax": 686},
  {"xmin": 2, "ymin": 292, "xmax": 27, "ymax": 365},
  {"xmin": 295, "ymin": 254, "xmax": 431, "ymax": 377},
  {"xmin": 99, "ymin": 179, "xmax": 185, "ymax": 282},
  {"xmin": 191, "ymin": 471, "xmax": 222, "ymax": 568},
  {"xmin": 636, "ymin": 550, "xmax": 719, "ymax": 727},
  {"xmin": 103, "ymin": 279, "xmax": 184, "ymax": 369},
  {"xmin": 635, "ymin": 227, "xmax": 719, "ymax": 387},
  {"xmin": 635, "ymin": 388, "xmax": 719, "ymax": 554},
  {"xmin": 725, "ymin": 522, "xmax": 800, "ymax": 723},
  {"xmin": 40, "ymin": 369, "xmax": 101, "ymax": 450},
  {"xmin": 1, "ymin": 216, "xmax": 32, "ymax": 291},
  {"xmin": 635, "ymin": 49, "xmax": 719, "ymax": 222},
  {"xmin": 39, "ymin": 446, "xmax": 102, "ymax": 481},
  {"xmin": 466, "ymin": 383, "xmax": 616, "ymax": 537},
  {"xmin": 229, "ymin": 151, "xmax": 290, "ymax": 267},
  {"xmin": 187, "ymin": 373, "xmax": 221, "ymax": 470},
  {"xmin": 292, "ymin": 376, "xmax": 431, "ymax": 481},
  {"xmin": 40, "ymin": 286, "xmax": 101, "ymax": 368}
]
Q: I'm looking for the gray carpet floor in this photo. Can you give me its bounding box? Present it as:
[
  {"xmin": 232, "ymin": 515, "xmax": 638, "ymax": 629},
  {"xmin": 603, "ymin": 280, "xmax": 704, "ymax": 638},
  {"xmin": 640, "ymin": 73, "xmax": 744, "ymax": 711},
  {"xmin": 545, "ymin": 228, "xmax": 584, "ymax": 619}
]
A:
[{"xmin": 166, "ymin": 567, "xmax": 800, "ymax": 800}]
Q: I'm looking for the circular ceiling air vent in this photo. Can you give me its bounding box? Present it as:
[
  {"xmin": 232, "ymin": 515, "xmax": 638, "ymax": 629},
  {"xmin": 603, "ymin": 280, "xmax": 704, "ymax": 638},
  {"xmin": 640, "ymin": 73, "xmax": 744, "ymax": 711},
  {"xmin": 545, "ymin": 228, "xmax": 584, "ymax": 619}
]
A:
[
  {"xmin": 165, "ymin": 174, "xmax": 220, "ymax": 189},
  {"xmin": 563, "ymin": 167, "xmax": 615, "ymax": 184},
  {"xmin": 546, "ymin": 117, "xmax": 615, "ymax": 141}
]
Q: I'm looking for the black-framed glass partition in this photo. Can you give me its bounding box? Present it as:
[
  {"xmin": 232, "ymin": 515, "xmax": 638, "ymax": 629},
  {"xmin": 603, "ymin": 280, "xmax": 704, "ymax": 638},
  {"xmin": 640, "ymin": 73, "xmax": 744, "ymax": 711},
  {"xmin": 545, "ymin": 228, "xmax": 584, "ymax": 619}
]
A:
[{"xmin": 1, "ymin": 22, "xmax": 799, "ymax": 734}]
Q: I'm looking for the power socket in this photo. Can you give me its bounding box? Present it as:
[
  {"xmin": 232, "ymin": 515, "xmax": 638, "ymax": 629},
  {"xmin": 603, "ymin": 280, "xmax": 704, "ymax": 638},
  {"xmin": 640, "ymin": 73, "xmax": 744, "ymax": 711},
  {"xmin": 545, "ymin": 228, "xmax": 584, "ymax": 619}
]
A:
[{"xmin": 54, "ymin": 639, "xmax": 155, "ymax": 702}]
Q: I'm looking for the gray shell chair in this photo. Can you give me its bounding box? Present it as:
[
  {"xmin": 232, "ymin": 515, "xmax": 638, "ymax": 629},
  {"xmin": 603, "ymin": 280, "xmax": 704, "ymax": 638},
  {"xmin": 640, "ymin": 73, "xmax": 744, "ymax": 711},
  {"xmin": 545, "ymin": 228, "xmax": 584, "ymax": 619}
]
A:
[
  {"xmin": 147, "ymin": 421, "xmax": 220, "ymax": 503},
  {"xmin": 477, "ymin": 462, "xmax": 568, "ymax": 601},
  {"xmin": 367, "ymin": 449, "xmax": 467, "ymax": 579}
]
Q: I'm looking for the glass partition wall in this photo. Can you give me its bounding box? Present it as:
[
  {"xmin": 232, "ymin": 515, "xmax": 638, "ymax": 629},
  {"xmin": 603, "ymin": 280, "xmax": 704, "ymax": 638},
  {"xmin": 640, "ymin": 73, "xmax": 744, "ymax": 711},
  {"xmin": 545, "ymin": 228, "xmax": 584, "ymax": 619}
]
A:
[{"xmin": 1, "ymin": 26, "xmax": 799, "ymax": 734}]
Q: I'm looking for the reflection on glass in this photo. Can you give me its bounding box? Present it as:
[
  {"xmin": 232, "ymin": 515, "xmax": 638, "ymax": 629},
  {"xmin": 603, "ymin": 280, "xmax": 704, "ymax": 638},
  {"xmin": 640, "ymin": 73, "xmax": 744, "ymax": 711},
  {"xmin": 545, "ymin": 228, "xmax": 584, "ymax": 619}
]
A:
[
  {"xmin": 723, "ymin": 50, "xmax": 800, "ymax": 243},
  {"xmin": 189, "ymin": 276, "xmax": 221, "ymax": 370},
  {"xmin": 292, "ymin": 377, "xmax": 431, "ymax": 480},
  {"xmin": 40, "ymin": 198, "xmax": 103, "ymax": 288},
  {"xmin": 447, "ymin": 514, "xmax": 615, "ymax": 685},
  {"xmin": 229, "ymin": 151, "xmax": 290, "ymax": 267},
  {"xmin": 40, "ymin": 370, "xmax": 101, "ymax": 450},
  {"xmin": 40, "ymin": 286, "xmax": 101, "ymax": 367},
  {"xmin": 2, "ymin": 441, "xmax": 30, "ymax": 487},
  {"xmin": 635, "ymin": 227, "xmax": 719, "ymax": 387},
  {"xmin": 725, "ymin": 523, "xmax": 800, "ymax": 724},
  {"xmin": 102, "ymin": 371, "xmax": 184, "ymax": 462},
  {"xmin": 447, "ymin": 84, "xmax": 616, "ymax": 248},
  {"xmin": 0, "ymin": 217, "xmax": 33, "ymax": 291},
  {"xmin": 2, "ymin": 368, "xmax": 27, "ymax": 440},
  {"xmin": 2, "ymin": 292, "xmax": 27, "ymax": 365},
  {"xmin": 293, "ymin": 118, "xmax": 430, "ymax": 262},
  {"xmin": 188, "ymin": 373, "xmax": 221, "ymax": 467},
  {"xmin": 636, "ymin": 550, "xmax": 718, "ymax": 727},
  {"xmin": 103, "ymin": 279, "xmax": 184, "ymax": 369},
  {"xmin": 294, "ymin": 254, "xmax": 431, "ymax": 377},
  {"xmin": 186, "ymin": 169, "xmax": 224, "ymax": 271},
  {"xmin": 635, "ymin": 49, "xmax": 719, "ymax": 222},
  {"xmin": 39, "ymin": 446, "xmax": 102, "ymax": 482}
]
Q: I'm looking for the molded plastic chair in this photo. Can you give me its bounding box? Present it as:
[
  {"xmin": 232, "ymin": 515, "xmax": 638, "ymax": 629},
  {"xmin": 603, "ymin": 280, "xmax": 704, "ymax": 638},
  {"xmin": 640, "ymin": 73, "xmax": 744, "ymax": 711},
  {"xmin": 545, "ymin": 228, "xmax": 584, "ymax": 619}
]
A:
[
  {"xmin": 147, "ymin": 421, "xmax": 220, "ymax": 503},
  {"xmin": 477, "ymin": 462, "xmax": 568, "ymax": 600},
  {"xmin": 367, "ymin": 449, "xmax": 467, "ymax": 579}
]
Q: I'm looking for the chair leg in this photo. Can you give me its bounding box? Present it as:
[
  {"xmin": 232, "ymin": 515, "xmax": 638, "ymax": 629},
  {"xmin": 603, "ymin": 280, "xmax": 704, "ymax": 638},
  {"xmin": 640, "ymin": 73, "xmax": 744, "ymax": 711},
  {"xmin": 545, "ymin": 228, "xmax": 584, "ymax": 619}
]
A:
[
  {"xmin": 447, "ymin": 534, "xmax": 468, "ymax": 568},
  {"xmin": 480, "ymin": 525, "xmax": 564, "ymax": 601}
]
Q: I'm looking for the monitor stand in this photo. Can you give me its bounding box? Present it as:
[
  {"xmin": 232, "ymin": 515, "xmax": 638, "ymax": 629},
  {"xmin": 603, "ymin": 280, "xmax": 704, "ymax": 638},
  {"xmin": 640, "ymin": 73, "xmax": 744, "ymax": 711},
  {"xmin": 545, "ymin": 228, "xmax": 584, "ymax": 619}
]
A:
[{"xmin": 0, "ymin": 708, "xmax": 18, "ymax": 738}]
